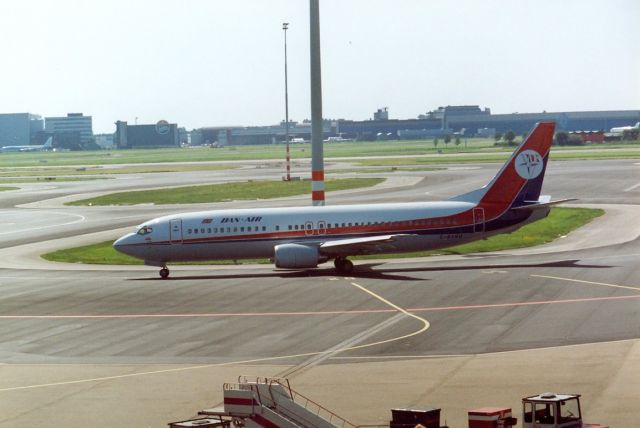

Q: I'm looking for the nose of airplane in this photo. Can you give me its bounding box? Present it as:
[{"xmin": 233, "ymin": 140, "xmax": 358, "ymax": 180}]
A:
[{"xmin": 113, "ymin": 233, "xmax": 136, "ymax": 256}]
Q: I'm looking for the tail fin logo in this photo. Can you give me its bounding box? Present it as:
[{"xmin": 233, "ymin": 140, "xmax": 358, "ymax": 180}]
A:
[{"xmin": 515, "ymin": 149, "xmax": 544, "ymax": 179}]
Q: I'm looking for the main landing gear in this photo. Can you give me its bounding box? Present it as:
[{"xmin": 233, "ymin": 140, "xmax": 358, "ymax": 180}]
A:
[
  {"xmin": 159, "ymin": 267, "xmax": 170, "ymax": 279},
  {"xmin": 334, "ymin": 256, "xmax": 354, "ymax": 274}
]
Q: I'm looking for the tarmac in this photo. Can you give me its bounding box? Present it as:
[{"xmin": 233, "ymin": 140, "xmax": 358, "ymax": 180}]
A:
[{"xmin": 0, "ymin": 158, "xmax": 638, "ymax": 427}]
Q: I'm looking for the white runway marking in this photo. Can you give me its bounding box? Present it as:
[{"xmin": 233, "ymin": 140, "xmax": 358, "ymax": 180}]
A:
[
  {"xmin": 624, "ymin": 182, "xmax": 640, "ymax": 192},
  {"xmin": 0, "ymin": 279, "xmax": 431, "ymax": 393},
  {"xmin": 0, "ymin": 211, "xmax": 85, "ymax": 236},
  {"xmin": 531, "ymin": 274, "xmax": 640, "ymax": 292}
]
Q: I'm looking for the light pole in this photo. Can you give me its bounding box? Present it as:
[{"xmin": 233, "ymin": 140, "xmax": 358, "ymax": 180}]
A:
[
  {"xmin": 309, "ymin": 0, "xmax": 324, "ymax": 206},
  {"xmin": 283, "ymin": 22, "xmax": 291, "ymax": 181}
]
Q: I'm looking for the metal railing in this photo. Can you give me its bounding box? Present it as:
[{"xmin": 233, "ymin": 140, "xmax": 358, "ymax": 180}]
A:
[
  {"xmin": 268, "ymin": 378, "xmax": 357, "ymax": 428},
  {"xmin": 231, "ymin": 376, "xmax": 358, "ymax": 428}
]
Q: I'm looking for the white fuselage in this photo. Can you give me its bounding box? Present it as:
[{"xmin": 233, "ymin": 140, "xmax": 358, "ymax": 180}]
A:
[{"xmin": 114, "ymin": 200, "xmax": 545, "ymax": 265}]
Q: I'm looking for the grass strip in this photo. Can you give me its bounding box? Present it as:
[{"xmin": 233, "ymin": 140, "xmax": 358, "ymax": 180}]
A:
[
  {"xmin": 1, "ymin": 139, "xmax": 638, "ymax": 168},
  {"xmin": 65, "ymin": 178, "xmax": 384, "ymax": 206},
  {"xmin": 0, "ymin": 177, "xmax": 110, "ymax": 184},
  {"xmin": 0, "ymin": 164, "xmax": 236, "ymax": 177},
  {"xmin": 42, "ymin": 207, "xmax": 602, "ymax": 265},
  {"xmin": 356, "ymin": 150, "xmax": 640, "ymax": 167}
]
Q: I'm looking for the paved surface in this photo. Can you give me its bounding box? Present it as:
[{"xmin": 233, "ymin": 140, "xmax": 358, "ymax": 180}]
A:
[{"xmin": 0, "ymin": 158, "xmax": 639, "ymax": 427}]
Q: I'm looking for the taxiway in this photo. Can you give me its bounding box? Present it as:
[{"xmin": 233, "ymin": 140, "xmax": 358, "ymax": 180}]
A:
[{"xmin": 0, "ymin": 158, "xmax": 638, "ymax": 427}]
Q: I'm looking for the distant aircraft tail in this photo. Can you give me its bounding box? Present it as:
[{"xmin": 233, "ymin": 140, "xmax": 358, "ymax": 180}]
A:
[
  {"xmin": 451, "ymin": 122, "xmax": 556, "ymax": 218},
  {"xmin": 43, "ymin": 136, "xmax": 53, "ymax": 149}
]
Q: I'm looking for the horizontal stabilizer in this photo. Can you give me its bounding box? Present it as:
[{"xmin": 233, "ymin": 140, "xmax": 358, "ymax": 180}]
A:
[{"xmin": 510, "ymin": 198, "xmax": 578, "ymax": 211}]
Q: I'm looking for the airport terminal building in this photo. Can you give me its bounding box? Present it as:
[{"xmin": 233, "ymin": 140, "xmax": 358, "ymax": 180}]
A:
[
  {"xmin": 195, "ymin": 106, "xmax": 640, "ymax": 145},
  {"xmin": 336, "ymin": 106, "xmax": 640, "ymax": 140}
]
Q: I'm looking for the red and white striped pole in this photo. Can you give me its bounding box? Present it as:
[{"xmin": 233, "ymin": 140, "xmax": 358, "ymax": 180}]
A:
[{"xmin": 309, "ymin": 0, "xmax": 325, "ymax": 206}]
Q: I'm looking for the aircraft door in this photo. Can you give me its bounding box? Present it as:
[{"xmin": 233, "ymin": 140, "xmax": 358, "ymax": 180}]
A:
[
  {"xmin": 170, "ymin": 219, "xmax": 183, "ymax": 243},
  {"xmin": 473, "ymin": 208, "xmax": 485, "ymax": 233},
  {"xmin": 317, "ymin": 220, "xmax": 327, "ymax": 235},
  {"xmin": 304, "ymin": 221, "xmax": 314, "ymax": 236}
]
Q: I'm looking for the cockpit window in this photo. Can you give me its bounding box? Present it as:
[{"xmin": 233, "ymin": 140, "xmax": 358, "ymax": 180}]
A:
[{"xmin": 137, "ymin": 226, "xmax": 153, "ymax": 235}]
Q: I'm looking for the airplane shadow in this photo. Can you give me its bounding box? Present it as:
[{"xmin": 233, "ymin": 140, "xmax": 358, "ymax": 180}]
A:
[{"xmin": 130, "ymin": 259, "xmax": 611, "ymax": 282}]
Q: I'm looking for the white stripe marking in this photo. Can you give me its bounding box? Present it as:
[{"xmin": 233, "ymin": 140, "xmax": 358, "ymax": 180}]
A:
[{"xmin": 624, "ymin": 182, "xmax": 640, "ymax": 192}]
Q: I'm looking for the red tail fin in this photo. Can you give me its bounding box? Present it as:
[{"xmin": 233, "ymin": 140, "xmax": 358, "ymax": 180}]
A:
[{"xmin": 452, "ymin": 122, "xmax": 555, "ymax": 220}]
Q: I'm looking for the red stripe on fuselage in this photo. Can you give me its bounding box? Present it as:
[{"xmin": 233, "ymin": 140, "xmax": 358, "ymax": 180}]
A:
[{"xmin": 129, "ymin": 211, "xmax": 478, "ymax": 247}]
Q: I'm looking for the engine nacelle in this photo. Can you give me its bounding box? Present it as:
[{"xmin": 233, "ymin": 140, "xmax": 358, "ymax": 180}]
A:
[{"xmin": 274, "ymin": 244, "xmax": 320, "ymax": 269}]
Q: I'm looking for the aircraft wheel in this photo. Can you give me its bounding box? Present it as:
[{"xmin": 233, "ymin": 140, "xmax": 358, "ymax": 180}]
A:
[
  {"xmin": 159, "ymin": 267, "xmax": 170, "ymax": 279},
  {"xmin": 341, "ymin": 259, "xmax": 354, "ymax": 273},
  {"xmin": 334, "ymin": 257, "xmax": 354, "ymax": 274}
]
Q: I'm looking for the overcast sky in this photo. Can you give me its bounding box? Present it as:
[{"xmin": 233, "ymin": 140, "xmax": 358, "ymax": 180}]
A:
[{"xmin": 1, "ymin": 0, "xmax": 638, "ymax": 133}]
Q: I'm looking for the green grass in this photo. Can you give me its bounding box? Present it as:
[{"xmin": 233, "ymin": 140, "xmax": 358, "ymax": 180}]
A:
[
  {"xmin": 0, "ymin": 177, "xmax": 110, "ymax": 183},
  {"xmin": 66, "ymin": 178, "xmax": 385, "ymax": 206},
  {"xmin": 355, "ymin": 149, "xmax": 640, "ymax": 167},
  {"xmin": 0, "ymin": 186, "xmax": 18, "ymax": 191},
  {"xmin": 0, "ymin": 164, "xmax": 236, "ymax": 177},
  {"xmin": 2, "ymin": 139, "xmax": 638, "ymax": 168},
  {"xmin": 331, "ymin": 167, "xmax": 444, "ymax": 174},
  {"xmin": 41, "ymin": 207, "xmax": 602, "ymax": 266}
]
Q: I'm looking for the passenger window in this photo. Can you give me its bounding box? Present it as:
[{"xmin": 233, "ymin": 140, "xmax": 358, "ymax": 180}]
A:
[
  {"xmin": 240, "ymin": 227, "xmax": 244, "ymax": 232},
  {"xmin": 233, "ymin": 227, "xmax": 237, "ymax": 232},
  {"xmin": 341, "ymin": 223, "xmax": 346, "ymax": 227},
  {"xmin": 262, "ymin": 226, "xmax": 266, "ymax": 231},
  {"xmin": 208, "ymin": 228, "xmax": 212, "ymax": 233},
  {"xmin": 306, "ymin": 223, "xmax": 312, "ymax": 230},
  {"xmin": 288, "ymin": 225, "xmax": 292, "ymax": 230},
  {"xmin": 294, "ymin": 225, "xmax": 298, "ymax": 230},
  {"xmin": 194, "ymin": 229, "xmax": 198, "ymax": 234},
  {"xmin": 276, "ymin": 225, "xmax": 280, "ymax": 231},
  {"xmin": 187, "ymin": 229, "xmax": 192, "ymax": 234}
]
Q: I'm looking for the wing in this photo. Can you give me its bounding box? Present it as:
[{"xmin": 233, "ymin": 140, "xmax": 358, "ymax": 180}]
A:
[{"xmin": 319, "ymin": 234, "xmax": 415, "ymax": 257}]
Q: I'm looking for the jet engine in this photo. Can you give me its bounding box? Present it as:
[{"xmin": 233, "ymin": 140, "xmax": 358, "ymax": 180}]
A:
[{"xmin": 273, "ymin": 244, "xmax": 323, "ymax": 268}]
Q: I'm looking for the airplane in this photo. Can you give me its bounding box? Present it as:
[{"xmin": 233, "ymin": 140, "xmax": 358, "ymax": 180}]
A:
[
  {"xmin": 114, "ymin": 122, "xmax": 571, "ymax": 279},
  {"xmin": 0, "ymin": 136, "xmax": 53, "ymax": 153},
  {"xmin": 609, "ymin": 122, "xmax": 640, "ymax": 136}
]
